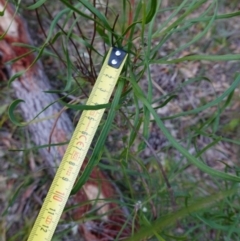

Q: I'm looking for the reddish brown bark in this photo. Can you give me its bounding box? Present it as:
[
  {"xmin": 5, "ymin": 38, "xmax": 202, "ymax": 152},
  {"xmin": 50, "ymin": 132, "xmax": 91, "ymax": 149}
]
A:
[{"xmin": 73, "ymin": 165, "xmax": 132, "ymax": 241}]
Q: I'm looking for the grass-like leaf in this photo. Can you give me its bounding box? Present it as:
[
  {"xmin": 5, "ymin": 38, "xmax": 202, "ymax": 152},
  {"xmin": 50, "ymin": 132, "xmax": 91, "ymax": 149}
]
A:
[
  {"xmin": 129, "ymin": 70, "xmax": 240, "ymax": 182},
  {"xmin": 27, "ymin": 0, "xmax": 47, "ymax": 10},
  {"xmin": 71, "ymin": 78, "xmax": 126, "ymax": 194},
  {"xmin": 124, "ymin": 188, "xmax": 238, "ymax": 241}
]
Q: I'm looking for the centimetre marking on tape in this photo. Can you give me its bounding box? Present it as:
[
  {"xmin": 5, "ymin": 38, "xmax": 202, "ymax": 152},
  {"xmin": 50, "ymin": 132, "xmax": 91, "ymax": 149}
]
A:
[{"xmin": 27, "ymin": 47, "xmax": 128, "ymax": 241}]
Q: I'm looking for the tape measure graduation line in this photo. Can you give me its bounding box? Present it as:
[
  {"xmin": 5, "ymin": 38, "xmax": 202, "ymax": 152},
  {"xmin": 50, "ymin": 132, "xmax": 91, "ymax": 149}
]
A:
[{"xmin": 27, "ymin": 47, "xmax": 128, "ymax": 241}]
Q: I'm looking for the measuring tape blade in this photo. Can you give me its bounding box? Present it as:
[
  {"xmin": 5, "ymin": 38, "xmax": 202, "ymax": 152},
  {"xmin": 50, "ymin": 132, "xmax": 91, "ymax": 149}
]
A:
[{"xmin": 27, "ymin": 47, "xmax": 128, "ymax": 241}]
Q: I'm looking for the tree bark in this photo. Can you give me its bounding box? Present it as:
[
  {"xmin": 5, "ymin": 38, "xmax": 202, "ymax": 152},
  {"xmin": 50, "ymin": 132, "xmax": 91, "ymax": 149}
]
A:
[{"xmin": 0, "ymin": 1, "xmax": 73, "ymax": 171}]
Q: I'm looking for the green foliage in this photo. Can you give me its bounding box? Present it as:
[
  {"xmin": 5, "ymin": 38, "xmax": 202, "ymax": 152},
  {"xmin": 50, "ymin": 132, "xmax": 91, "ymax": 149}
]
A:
[{"xmin": 4, "ymin": 0, "xmax": 240, "ymax": 240}]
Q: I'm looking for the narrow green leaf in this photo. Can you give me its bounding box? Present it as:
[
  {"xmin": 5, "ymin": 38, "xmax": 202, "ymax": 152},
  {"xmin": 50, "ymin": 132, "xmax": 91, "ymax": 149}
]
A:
[
  {"xmin": 9, "ymin": 97, "xmax": 68, "ymax": 127},
  {"xmin": 129, "ymin": 94, "xmax": 141, "ymax": 147},
  {"xmin": 151, "ymin": 0, "xmax": 189, "ymax": 42},
  {"xmin": 78, "ymin": 0, "xmax": 112, "ymax": 30},
  {"xmin": 162, "ymin": 74, "xmax": 240, "ymax": 120},
  {"xmin": 129, "ymin": 71, "xmax": 240, "ymax": 182},
  {"xmin": 96, "ymin": 25, "xmax": 111, "ymax": 46},
  {"xmin": 8, "ymin": 99, "xmax": 26, "ymax": 127},
  {"xmin": 124, "ymin": 188, "xmax": 237, "ymax": 241},
  {"xmin": 195, "ymin": 136, "xmax": 222, "ymax": 158},
  {"xmin": 190, "ymin": 10, "xmax": 240, "ymax": 23},
  {"xmin": 152, "ymin": 54, "xmax": 240, "ymax": 64},
  {"xmin": 129, "ymin": 117, "xmax": 142, "ymax": 147},
  {"xmin": 71, "ymin": 78, "xmax": 125, "ymax": 194},
  {"xmin": 71, "ymin": 33, "xmax": 101, "ymax": 55},
  {"xmin": 153, "ymin": 0, "xmax": 207, "ymax": 38},
  {"xmin": 2, "ymin": 180, "xmax": 29, "ymax": 216},
  {"xmin": 145, "ymin": 0, "xmax": 158, "ymax": 24},
  {"xmin": 27, "ymin": 0, "xmax": 47, "ymax": 10},
  {"xmin": 10, "ymin": 141, "xmax": 69, "ymax": 152},
  {"xmin": 152, "ymin": 95, "xmax": 178, "ymax": 110},
  {"xmin": 64, "ymin": 41, "xmax": 72, "ymax": 91},
  {"xmin": 121, "ymin": 21, "xmax": 141, "ymax": 38},
  {"xmin": 8, "ymin": 70, "xmax": 25, "ymax": 87},
  {"xmin": 163, "ymin": 1, "xmax": 217, "ymax": 59},
  {"xmin": 59, "ymin": 0, "xmax": 94, "ymax": 21},
  {"xmin": 45, "ymin": 8, "xmax": 70, "ymax": 44},
  {"xmin": 60, "ymin": 101, "xmax": 111, "ymax": 110}
]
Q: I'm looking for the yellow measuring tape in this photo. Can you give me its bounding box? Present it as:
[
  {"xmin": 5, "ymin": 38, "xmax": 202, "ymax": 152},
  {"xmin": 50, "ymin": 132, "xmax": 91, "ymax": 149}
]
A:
[{"xmin": 27, "ymin": 47, "xmax": 128, "ymax": 241}]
